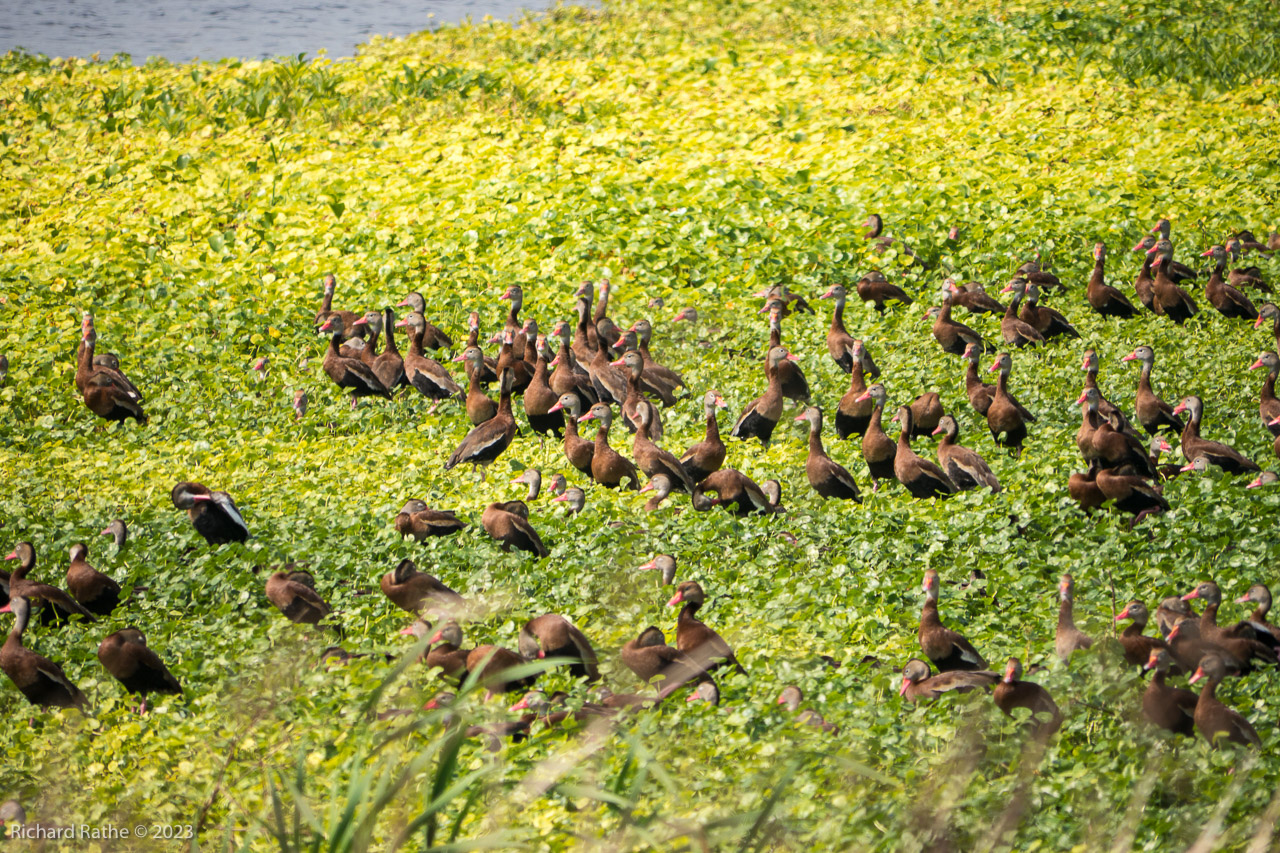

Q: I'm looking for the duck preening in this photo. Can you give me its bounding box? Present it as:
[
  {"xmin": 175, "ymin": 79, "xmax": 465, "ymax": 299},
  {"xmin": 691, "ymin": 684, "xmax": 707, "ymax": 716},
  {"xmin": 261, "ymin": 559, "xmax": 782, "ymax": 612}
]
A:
[
  {"xmin": 898, "ymin": 658, "xmax": 998, "ymax": 702},
  {"xmin": 265, "ymin": 569, "xmax": 331, "ymax": 624},
  {"xmin": 947, "ymin": 279, "xmax": 1006, "ymax": 315},
  {"xmin": 856, "ymin": 269, "xmax": 914, "ymax": 313},
  {"xmin": 796, "ymin": 406, "xmax": 861, "ymax": 501},
  {"xmin": 637, "ymin": 554, "xmax": 678, "ymax": 585},
  {"xmin": 918, "ymin": 569, "xmax": 987, "ymax": 672},
  {"xmin": 668, "ymin": 581, "xmax": 747, "ymax": 676},
  {"xmin": 482, "ymin": 501, "xmax": 549, "ymax": 557},
  {"xmin": 171, "ymin": 482, "xmax": 251, "ymax": 545},
  {"xmin": 98, "ymin": 628, "xmax": 182, "ymax": 712},
  {"xmin": 393, "ymin": 499, "xmax": 466, "ymax": 540},
  {"xmin": 518, "ymin": 614, "xmax": 600, "ymax": 681},
  {"xmin": 77, "ymin": 322, "xmax": 146, "ymax": 424},
  {"xmin": 380, "ymin": 559, "xmax": 464, "ymax": 614},
  {"xmin": 691, "ymin": 469, "xmax": 778, "ymax": 515},
  {"xmin": 0, "ymin": 595, "xmax": 87, "ymax": 709}
]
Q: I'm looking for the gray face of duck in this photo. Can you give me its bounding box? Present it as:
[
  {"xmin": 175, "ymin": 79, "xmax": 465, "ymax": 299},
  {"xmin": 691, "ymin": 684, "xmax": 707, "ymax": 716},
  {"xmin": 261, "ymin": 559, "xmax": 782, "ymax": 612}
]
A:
[
  {"xmin": 511, "ymin": 469, "xmax": 542, "ymax": 500},
  {"xmin": 101, "ymin": 519, "xmax": 128, "ymax": 548}
]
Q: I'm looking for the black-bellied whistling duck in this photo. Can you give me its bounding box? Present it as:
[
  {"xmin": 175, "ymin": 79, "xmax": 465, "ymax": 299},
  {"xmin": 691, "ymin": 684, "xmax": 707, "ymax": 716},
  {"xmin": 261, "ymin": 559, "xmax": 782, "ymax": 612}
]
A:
[
  {"xmin": 986, "ymin": 352, "xmax": 1035, "ymax": 455},
  {"xmin": 102, "ymin": 519, "xmax": 128, "ymax": 550},
  {"xmin": 1188, "ymin": 654, "xmax": 1261, "ymax": 748},
  {"xmin": 730, "ymin": 346, "xmax": 794, "ymax": 448},
  {"xmin": 680, "ymin": 391, "xmax": 727, "ymax": 483},
  {"xmin": 856, "ymin": 270, "xmax": 913, "ymax": 313},
  {"xmin": 445, "ymin": 369, "xmax": 517, "ymax": 476},
  {"xmin": 594, "ymin": 280, "xmax": 623, "ymax": 355},
  {"xmin": 77, "ymin": 326, "xmax": 147, "ymax": 424},
  {"xmin": 1249, "ymin": 470, "xmax": 1279, "ymax": 488},
  {"xmin": 1068, "ymin": 470, "xmax": 1105, "ymax": 512},
  {"xmin": 672, "ymin": 306, "xmax": 698, "ymax": 326},
  {"xmin": 1078, "ymin": 389, "xmax": 1157, "ymax": 477},
  {"xmin": 314, "ymin": 273, "xmax": 364, "ymax": 338},
  {"xmin": 629, "ymin": 319, "xmax": 685, "ymax": 394},
  {"xmin": 764, "ymin": 305, "xmax": 810, "ymax": 405},
  {"xmin": 455, "ymin": 347, "xmax": 497, "ymax": 425},
  {"xmin": 668, "ymin": 581, "xmax": 747, "ymax": 675},
  {"xmin": 1225, "ymin": 240, "xmax": 1270, "ymax": 292},
  {"xmin": 1249, "ymin": 352, "xmax": 1280, "ymax": 435},
  {"xmin": 380, "ymin": 559, "xmax": 463, "ymax": 614},
  {"xmin": 293, "ymin": 389, "xmax": 308, "ymax": 420},
  {"xmin": 1182, "ymin": 581, "xmax": 1278, "ymax": 652},
  {"xmin": 1131, "ymin": 237, "xmax": 1160, "ymax": 314},
  {"xmin": 947, "ymin": 279, "xmax": 1005, "ymax": 315},
  {"xmin": 552, "ymin": 487, "xmax": 585, "ymax": 513},
  {"xmin": 795, "ymin": 407, "xmax": 860, "ymax": 502},
  {"xmin": 493, "ymin": 329, "xmax": 533, "ymax": 395},
  {"xmin": 500, "ymin": 284, "xmax": 528, "ymax": 356},
  {"xmin": 572, "ymin": 282, "xmax": 599, "ymax": 358},
  {"xmin": 362, "ymin": 309, "xmax": 407, "ymax": 390},
  {"xmin": 1120, "ymin": 346, "xmax": 1182, "ymax": 435},
  {"xmin": 579, "ymin": 403, "xmax": 640, "ymax": 490},
  {"xmin": 1016, "ymin": 254, "xmax": 1066, "ymax": 293},
  {"xmin": 1074, "ymin": 387, "xmax": 1103, "ymax": 465},
  {"xmin": 1147, "ymin": 240, "xmax": 1199, "ymax": 324},
  {"xmin": 1115, "ymin": 601, "xmax": 1170, "ymax": 669},
  {"xmin": 411, "ymin": 621, "xmax": 469, "ymax": 681},
  {"xmin": 1156, "ymin": 597, "xmax": 1194, "ymax": 638},
  {"xmin": 1055, "ymin": 574, "xmax": 1093, "ymax": 663},
  {"xmin": 993, "ymin": 657, "xmax": 1062, "ymax": 737},
  {"xmin": 1257, "ymin": 304, "xmax": 1280, "ymax": 353},
  {"xmin": 612, "ymin": 350, "xmax": 665, "ymax": 440},
  {"xmin": 512, "ymin": 469, "xmax": 542, "ymax": 501},
  {"xmin": 522, "ymin": 336, "xmax": 564, "ymax": 439},
  {"xmin": 863, "ymin": 214, "xmax": 923, "ymax": 266},
  {"xmin": 519, "ymin": 613, "xmax": 600, "ymax": 681},
  {"xmin": 1233, "ymin": 230, "xmax": 1275, "ymax": 256},
  {"xmin": 462, "ymin": 311, "xmax": 499, "ymax": 385},
  {"xmin": 907, "ymin": 392, "xmax": 943, "ymax": 439},
  {"xmin": 0, "ymin": 596, "xmax": 87, "ymax": 709},
  {"xmin": 1172, "ymin": 395, "xmax": 1259, "ymax": 474},
  {"xmin": 962, "ymin": 343, "xmax": 995, "ymax": 417},
  {"xmin": 1080, "ymin": 349, "xmax": 1131, "ymax": 429},
  {"xmin": 394, "ymin": 499, "xmax": 465, "ymax": 540},
  {"xmin": 918, "ymin": 570, "xmax": 987, "ymax": 672},
  {"xmin": 1201, "ymin": 245, "xmax": 1258, "ymax": 320},
  {"xmin": 7, "ymin": 545, "xmax": 96, "ymax": 625},
  {"xmin": 549, "ymin": 321, "xmax": 597, "ymax": 406},
  {"xmin": 932, "ymin": 415, "xmax": 1000, "ymax": 493},
  {"xmin": 1141, "ymin": 649, "xmax": 1196, "ymax": 737},
  {"xmin": 819, "ymin": 284, "xmax": 859, "ymax": 372},
  {"xmin": 394, "ymin": 293, "xmax": 452, "ymax": 349},
  {"xmin": 549, "ymin": 472, "xmax": 568, "ymax": 496},
  {"xmin": 898, "ymin": 658, "xmax": 998, "ymax": 702},
  {"xmin": 582, "ymin": 299, "xmax": 628, "ymax": 404},
  {"xmin": 482, "ymin": 501, "xmax": 548, "ymax": 557},
  {"xmin": 1144, "ymin": 221, "xmax": 1198, "ymax": 281},
  {"xmin": 640, "ymin": 474, "xmax": 673, "ymax": 510},
  {"xmin": 547, "ymin": 393, "xmax": 594, "ymax": 479},
  {"xmin": 633, "ymin": 407, "xmax": 694, "ymax": 494},
  {"xmin": 638, "ymin": 554, "xmax": 678, "ymax": 585},
  {"xmin": 98, "ymin": 628, "xmax": 182, "ymax": 711},
  {"xmin": 621, "ymin": 625, "xmax": 707, "ymax": 689},
  {"xmin": 891, "ymin": 407, "xmax": 955, "ymax": 499},
  {"xmin": 265, "ymin": 569, "xmax": 330, "ymax": 624},
  {"xmin": 396, "ymin": 312, "xmax": 462, "ymax": 405},
  {"xmin": 777, "ymin": 686, "xmax": 839, "ymax": 734},
  {"xmin": 1096, "ymin": 466, "xmax": 1168, "ymax": 527},
  {"xmin": 1086, "ymin": 243, "xmax": 1137, "ymax": 317},
  {"xmin": 1166, "ymin": 619, "xmax": 1267, "ymax": 676},
  {"xmin": 319, "ymin": 315, "xmax": 390, "ymax": 407},
  {"xmin": 1236, "ymin": 584, "xmax": 1280, "ymax": 642},
  {"xmin": 686, "ymin": 681, "xmax": 721, "ymax": 705},
  {"xmin": 691, "ymin": 469, "xmax": 775, "ymax": 516},
  {"xmin": 1019, "ymin": 282, "xmax": 1079, "ymax": 340},
  {"xmin": 760, "ymin": 479, "xmax": 784, "ymax": 511},
  {"xmin": 997, "ymin": 281, "xmax": 1045, "ymax": 348},
  {"xmin": 170, "ymin": 482, "xmax": 250, "ymax": 545},
  {"xmin": 928, "ymin": 293, "xmax": 986, "ymax": 356},
  {"xmin": 65, "ymin": 543, "xmax": 119, "ymax": 616},
  {"xmin": 467, "ymin": 644, "xmax": 537, "ymax": 700},
  {"xmin": 835, "ymin": 341, "xmax": 878, "ymax": 439},
  {"xmin": 855, "ymin": 383, "xmax": 897, "ymax": 490}
]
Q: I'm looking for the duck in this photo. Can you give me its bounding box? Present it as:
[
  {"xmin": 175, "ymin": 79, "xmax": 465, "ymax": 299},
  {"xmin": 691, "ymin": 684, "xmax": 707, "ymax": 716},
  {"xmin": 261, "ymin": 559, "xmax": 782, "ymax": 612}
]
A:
[
  {"xmin": 1236, "ymin": 584, "xmax": 1280, "ymax": 642},
  {"xmin": 891, "ymin": 407, "xmax": 956, "ymax": 499},
  {"xmin": 77, "ymin": 325, "xmax": 147, "ymax": 424},
  {"xmin": 552, "ymin": 487, "xmax": 586, "ymax": 514},
  {"xmin": 1080, "ymin": 349, "xmax": 1131, "ymax": 428},
  {"xmin": 638, "ymin": 554, "xmax": 678, "ymax": 585},
  {"xmin": 1055, "ymin": 574, "xmax": 1093, "ymax": 663},
  {"xmin": 855, "ymin": 383, "xmax": 897, "ymax": 490},
  {"xmin": 1095, "ymin": 466, "xmax": 1168, "ymax": 527},
  {"xmin": 417, "ymin": 621, "xmax": 470, "ymax": 681},
  {"xmin": 1147, "ymin": 239, "xmax": 1199, "ymax": 324},
  {"xmin": 928, "ymin": 293, "xmax": 987, "ymax": 356},
  {"xmin": 633, "ymin": 407, "xmax": 695, "ymax": 494},
  {"xmin": 294, "ymin": 389, "xmax": 309, "ymax": 419},
  {"xmin": 1132, "ymin": 237, "xmax": 1160, "ymax": 313},
  {"xmin": 3, "ymin": 543, "xmax": 95, "ymax": 624},
  {"xmin": 511, "ymin": 469, "xmax": 543, "ymax": 501},
  {"xmin": 1156, "ymin": 597, "xmax": 1195, "ymax": 638},
  {"xmin": 691, "ymin": 469, "xmax": 776, "ymax": 515},
  {"xmin": 170, "ymin": 482, "xmax": 252, "ymax": 545},
  {"xmin": 1225, "ymin": 240, "xmax": 1271, "ymax": 292},
  {"xmin": 986, "ymin": 352, "xmax": 1036, "ymax": 455},
  {"xmin": 620, "ymin": 625, "xmax": 708, "ymax": 690},
  {"xmin": 962, "ymin": 343, "xmax": 996, "ymax": 416},
  {"xmin": 776, "ymin": 686, "xmax": 840, "ymax": 735},
  {"xmin": 492, "ymin": 329, "xmax": 533, "ymax": 395},
  {"xmin": 461, "ymin": 312, "xmax": 499, "ymax": 385},
  {"xmin": 612, "ymin": 350, "xmax": 665, "ymax": 440},
  {"xmin": 380, "ymin": 559, "xmax": 464, "ymax": 613},
  {"xmin": 313, "ymin": 273, "xmax": 364, "ymax": 337},
  {"xmin": 101, "ymin": 519, "xmax": 128, "ymax": 550},
  {"xmin": 1248, "ymin": 471, "xmax": 1279, "ymax": 488},
  {"xmin": 1166, "ymin": 619, "xmax": 1273, "ymax": 676},
  {"xmin": 593, "ymin": 280, "xmax": 623, "ymax": 355},
  {"xmin": 444, "ymin": 369, "xmax": 518, "ymax": 476},
  {"xmin": 522, "ymin": 336, "xmax": 565, "ymax": 439},
  {"xmin": 548, "ymin": 393, "xmax": 595, "ymax": 479},
  {"xmin": 0, "ymin": 595, "xmax": 87, "ymax": 709},
  {"xmin": 467, "ymin": 644, "xmax": 538, "ymax": 699},
  {"xmin": 918, "ymin": 569, "xmax": 987, "ymax": 672},
  {"xmin": 932, "ymin": 415, "xmax": 1000, "ymax": 492},
  {"xmin": 835, "ymin": 341, "xmax": 879, "ymax": 439},
  {"xmin": 1188, "ymin": 654, "xmax": 1261, "ymax": 748},
  {"xmin": 795, "ymin": 407, "xmax": 861, "ymax": 501},
  {"xmin": 1172, "ymin": 396, "xmax": 1259, "ymax": 475},
  {"xmin": 668, "ymin": 581, "xmax": 747, "ymax": 675},
  {"xmin": 64, "ymin": 543, "xmax": 120, "ymax": 616},
  {"xmin": 579, "ymin": 298, "xmax": 628, "ymax": 404},
  {"xmin": 1068, "ymin": 469, "xmax": 1106, "ymax": 513},
  {"xmin": 628, "ymin": 319, "xmax": 685, "ymax": 394},
  {"xmin": 1257, "ymin": 304, "xmax": 1280, "ymax": 353},
  {"xmin": 1142, "ymin": 222, "xmax": 1199, "ymax": 281},
  {"xmin": 578, "ymin": 403, "xmax": 640, "ymax": 490},
  {"xmin": 319, "ymin": 315, "xmax": 391, "ymax": 408},
  {"xmin": 393, "ymin": 293, "xmax": 452, "ymax": 349},
  {"xmin": 730, "ymin": 346, "xmax": 796, "ymax": 448},
  {"xmin": 640, "ymin": 474, "xmax": 674, "ymax": 510},
  {"xmin": 571, "ymin": 283, "xmax": 600, "ymax": 360},
  {"xmin": 1119, "ymin": 346, "xmax": 1183, "ymax": 435},
  {"xmin": 481, "ymin": 501, "xmax": 549, "ymax": 557},
  {"xmin": 1078, "ymin": 390, "xmax": 1157, "ymax": 477},
  {"xmin": 265, "ymin": 569, "xmax": 331, "ymax": 624},
  {"xmin": 1085, "ymin": 243, "xmax": 1137, "ymax": 317},
  {"xmin": 763, "ymin": 305, "xmax": 810, "ymax": 404},
  {"xmin": 679, "ymin": 391, "xmax": 728, "ymax": 484},
  {"xmin": 1015, "ymin": 254, "xmax": 1066, "ymax": 293},
  {"xmin": 1249, "ymin": 352, "xmax": 1280, "ymax": 435},
  {"xmin": 396, "ymin": 312, "xmax": 463, "ymax": 405},
  {"xmin": 993, "ymin": 657, "xmax": 1062, "ymax": 737},
  {"xmin": 1201, "ymin": 245, "xmax": 1258, "ymax": 320},
  {"xmin": 393, "ymin": 500, "xmax": 466, "ymax": 540},
  {"xmin": 499, "ymin": 284, "xmax": 529, "ymax": 356},
  {"xmin": 898, "ymin": 658, "xmax": 998, "ymax": 702},
  {"xmin": 362, "ymin": 309, "xmax": 407, "ymax": 391},
  {"xmin": 856, "ymin": 270, "xmax": 914, "ymax": 313},
  {"xmin": 518, "ymin": 613, "xmax": 600, "ymax": 681},
  {"xmin": 997, "ymin": 280, "xmax": 1045, "ymax": 348},
  {"xmin": 1019, "ymin": 282, "xmax": 1079, "ymax": 340},
  {"xmin": 548, "ymin": 321, "xmax": 597, "ymax": 406},
  {"xmin": 1181, "ymin": 580, "xmax": 1278, "ymax": 652},
  {"xmin": 1140, "ymin": 649, "xmax": 1196, "ymax": 737},
  {"xmin": 1115, "ymin": 601, "xmax": 1170, "ymax": 669},
  {"xmin": 97, "ymin": 628, "xmax": 182, "ymax": 712},
  {"xmin": 946, "ymin": 279, "xmax": 1006, "ymax": 315},
  {"xmin": 819, "ymin": 284, "xmax": 860, "ymax": 372}
]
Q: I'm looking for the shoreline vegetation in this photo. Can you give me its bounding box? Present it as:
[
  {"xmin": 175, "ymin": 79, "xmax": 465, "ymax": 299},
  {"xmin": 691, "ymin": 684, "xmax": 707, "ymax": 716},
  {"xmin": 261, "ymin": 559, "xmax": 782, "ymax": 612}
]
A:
[{"xmin": 2, "ymin": 0, "xmax": 1280, "ymax": 849}]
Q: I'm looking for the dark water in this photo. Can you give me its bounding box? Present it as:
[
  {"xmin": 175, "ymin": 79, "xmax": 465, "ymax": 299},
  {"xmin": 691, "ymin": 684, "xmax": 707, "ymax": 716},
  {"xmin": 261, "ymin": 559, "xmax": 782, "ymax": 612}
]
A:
[{"xmin": 0, "ymin": 0, "xmax": 543, "ymax": 63}]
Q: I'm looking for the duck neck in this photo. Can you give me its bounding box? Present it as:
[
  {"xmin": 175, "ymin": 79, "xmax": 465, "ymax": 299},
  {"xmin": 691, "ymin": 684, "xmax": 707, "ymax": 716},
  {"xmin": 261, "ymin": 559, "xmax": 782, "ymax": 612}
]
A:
[
  {"xmin": 831, "ymin": 296, "xmax": 846, "ymax": 333},
  {"xmin": 408, "ymin": 327, "xmax": 425, "ymax": 357},
  {"xmin": 382, "ymin": 317, "xmax": 399, "ymax": 356},
  {"xmin": 704, "ymin": 407, "xmax": 721, "ymax": 443},
  {"xmin": 808, "ymin": 422, "xmax": 824, "ymax": 457},
  {"xmin": 1058, "ymin": 597, "xmax": 1076, "ymax": 632}
]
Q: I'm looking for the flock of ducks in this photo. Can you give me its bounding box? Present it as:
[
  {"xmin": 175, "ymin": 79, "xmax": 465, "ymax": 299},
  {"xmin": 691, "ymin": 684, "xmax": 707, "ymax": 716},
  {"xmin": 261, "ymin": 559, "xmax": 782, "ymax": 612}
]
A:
[{"xmin": 4, "ymin": 217, "xmax": 1280, "ymax": 793}]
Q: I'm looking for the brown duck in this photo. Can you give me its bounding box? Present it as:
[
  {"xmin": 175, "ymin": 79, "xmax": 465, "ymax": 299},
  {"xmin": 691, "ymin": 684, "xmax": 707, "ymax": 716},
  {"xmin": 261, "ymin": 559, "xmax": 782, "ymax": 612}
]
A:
[
  {"xmin": 518, "ymin": 613, "xmax": 600, "ymax": 681},
  {"xmin": 454, "ymin": 346, "xmax": 498, "ymax": 425},
  {"xmin": 98, "ymin": 627, "xmax": 182, "ymax": 711},
  {"xmin": 1147, "ymin": 239, "xmax": 1199, "ymax": 324},
  {"xmin": 1055, "ymin": 574, "xmax": 1093, "ymax": 663},
  {"xmin": 482, "ymin": 501, "xmax": 549, "ymax": 557},
  {"xmin": 64, "ymin": 543, "xmax": 120, "ymax": 616},
  {"xmin": 1019, "ymin": 282, "xmax": 1079, "ymax": 340},
  {"xmin": 1236, "ymin": 584, "xmax": 1280, "ymax": 642},
  {"xmin": 380, "ymin": 559, "xmax": 464, "ymax": 613},
  {"xmin": 730, "ymin": 346, "xmax": 796, "ymax": 448},
  {"xmin": 819, "ymin": 284, "xmax": 859, "ymax": 371},
  {"xmin": 1140, "ymin": 649, "xmax": 1196, "ymax": 736},
  {"xmin": 319, "ymin": 315, "xmax": 391, "ymax": 407},
  {"xmin": 1249, "ymin": 352, "xmax": 1280, "ymax": 436},
  {"xmin": 795, "ymin": 406, "xmax": 860, "ymax": 501},
  {"xmin": 1086, "ymin": 243, "xmax": 1137, "ymax": 318},
  {"xmin": 947, "ymin": 278, "xmax": 1006, "ymax": 315},
  {"xmin": 444, "ymin": 369, "xmax": 517, "ymax": 475},
  {"xmin": 891, "ymin": 407, "xmax": 955, "ymax": 499},
  {"xmin": 986, "ymin": 352, "xmax": 1035, "ymax": 455},
  {"xmin": 393, "ymin": 499, "xmax": 466, "ymax": 540},
  {"xmin": 899, "ymin": 657, "xmax": 998, "ymax": 702},
  {"xmin": 633, "ymin": 406, "xmax": 695, "ymax": 494},
  {"xmin": 397, "ymin": 313, "xmax": 464, "ymax": 404},
  {"xmin": 962, "ymin": 343, "xmax": 996, "ymax": 416},
  {"xmin": 612, "ymin": 350, "xmax": 666, "ymax": 440},
  {"xmin": 1172, "ymin": 396, "xmax": 1259, "ymax": 475},
  {"xmin": 1188, "ymin": 653, "xmax": 1261, "ymax": 748},
  {"xmin": 265, "ymin": 569, "xmax": 331, "ymax": 624},
  {"xmin": 620, "ymin": 625, "xmax": 708, "ymax": 690},
  {"xmin": 393, "ymin": 292, "xmax": 452, "ymax": 349},
  {"xmin": 548, "ymin": 393, "xmax": 595, "ymax": 479},
  {"xmin": 918, "ymin": 569, "xmax": 987, "ymax": 672},
  {"xmin": 668, "ymin": 581, "xmax": 747, "ymax": 675},
  {"xmin": 5, "ymin": 543, "xmax": 96, "ymax": 624},
  {"xmin": 679, "ymin": 391, "xmax": 728, "ymax": 483},
  {"xmin": 835, "ymin": 340, "xmax": 879, "ymax": 439},
  {"xmin": 927, "ymin": 293, "xmax": 986, "ymax": 356},
  {"xmin": 691, "ymin": 469, "xmax": 777, "ymax": 515},
  {"xmin": 579, "ymin": 403, "xmax": 640, "ymax": 489},
  {"xmin": 932, "ymin": 415, "xmax": 1000, "ymax": 493},
  {"xmin": 0, "ymin": 596, "xmax": 87, "ymax": 709},
  {"xmin": 993, "ymin": 657, "xmax": 1062, "ymax": 737},
  {"xmin": 855, "ymin": 383, "xmax": 897, "ymax": 490},
  {"xmin": 856, "ymin": 269, "xmax": 913, "ymax": 313},
  {"xmin": 1120, "ymin": 346, "xmax": 1183, "ymax": 435},
  {"xmin": 1115, "ymin": 601, "xmax": 1170, "ymax": 669},
  {"xmin": 997, "ymin": 281, "xmax": 1045, "ymax": 348},
  {"xmin": 1201, "ymin": 245, "xmax": 1258, "ymax": 320}
]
